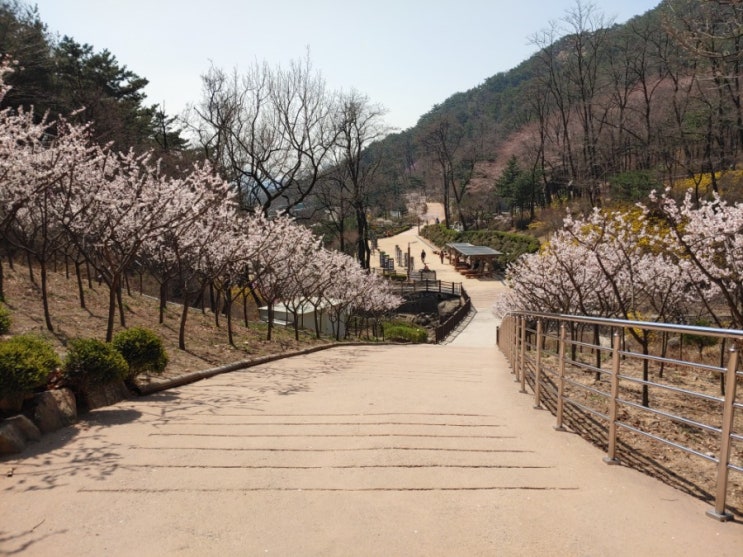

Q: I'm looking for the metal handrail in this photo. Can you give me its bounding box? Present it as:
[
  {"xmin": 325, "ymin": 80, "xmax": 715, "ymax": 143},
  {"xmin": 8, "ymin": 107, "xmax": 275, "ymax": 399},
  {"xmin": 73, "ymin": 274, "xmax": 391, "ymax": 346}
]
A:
[
  {"xmin": 498, "ymin": 311, "xmax": 742, "ymax": 522},
  {"xmin": 517, "ymin": 311, "xmax": 743, "ymax": 341}
]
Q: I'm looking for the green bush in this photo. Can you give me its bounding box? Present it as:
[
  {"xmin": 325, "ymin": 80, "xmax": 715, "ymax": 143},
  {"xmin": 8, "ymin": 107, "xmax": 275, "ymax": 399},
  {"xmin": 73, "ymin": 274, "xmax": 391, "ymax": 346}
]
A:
[
  {"xmin": 682, "ymin": 319, "xmax": 720, "ymax": 357},
  {"xmin": 383, "ymin": 323, "xmax": 428, "ymax": 343},
  {"xmin": 63, "ymin": 338, "xmax": 129, "ymax": 389},
  {"xmin": 112, "ymin": 327, "xmax": 168, "ymax": 379},
  {"xmin": 0, "ymin": 303, "xmax": 10, "ymax": 334},
  {"xmin": 0, "ymin": 334, "xmax": 60, "ymax": 398}
]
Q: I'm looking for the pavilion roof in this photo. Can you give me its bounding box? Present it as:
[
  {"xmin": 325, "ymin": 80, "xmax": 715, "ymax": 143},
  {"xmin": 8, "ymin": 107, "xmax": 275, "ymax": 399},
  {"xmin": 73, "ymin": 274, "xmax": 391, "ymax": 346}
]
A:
[{"xmin": 445, "ymin": 242, "xmax": 502, "ymax": 257}]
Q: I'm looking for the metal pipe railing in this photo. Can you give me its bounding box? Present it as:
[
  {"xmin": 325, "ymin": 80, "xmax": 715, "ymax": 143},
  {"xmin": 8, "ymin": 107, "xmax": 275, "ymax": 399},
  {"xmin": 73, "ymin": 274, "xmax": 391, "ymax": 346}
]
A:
[{"xmin": 497, "ymin": 311, "xmax": 742, "ymax": 522}]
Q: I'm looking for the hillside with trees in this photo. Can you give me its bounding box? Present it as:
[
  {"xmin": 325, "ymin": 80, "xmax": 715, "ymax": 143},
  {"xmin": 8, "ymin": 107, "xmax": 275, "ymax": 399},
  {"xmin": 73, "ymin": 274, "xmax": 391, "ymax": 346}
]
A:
[
  {"xmin": 0, "ymin": 0, "xmax": 410, "ymax": 409},
  {"xmin": 374, "ymin": 0, "xmax": 743, "ymax": 232},
  {"xmin": 0, "ymin": 1, "xmax": 187, "ymax": 157}
]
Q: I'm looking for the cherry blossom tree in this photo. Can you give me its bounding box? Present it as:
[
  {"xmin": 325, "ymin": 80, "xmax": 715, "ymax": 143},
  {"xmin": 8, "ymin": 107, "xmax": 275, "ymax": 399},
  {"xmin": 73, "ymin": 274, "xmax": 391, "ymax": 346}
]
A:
[
  {"xmin": 60, "ymin": 149, "xmax": 229, "ymax": 341},
  {"xmin": 648, "ymin": 189, "xmax": 742, "ymax": 329},
  {"xmin": 323, "ymin": 258, "xmax": 401, "ymax": 341},
  {"xmin": 303, "ymin": 248, "xmax": 355, "ymax": 339},
  {"xmin": 242, "ymin": 212, "xmax": 294, "ymax": 340},
  {"xmin": 352, "ymin": 268, "xmax": 404, "ymax": 339},
  {"xmin": 0, "ymin": 66, "xmax": 55, "ymax": 301},
  {"xmin": 171, "ymin": 206, "xmax": 235, "ymax": 351},
  {"xmin": 138, "ymin": 160, "xmax": 235, "ymax": 325},
  {"xmin": 277, "ymin": 223, "xmax": 324, "ymax": 340},
  {"xmin": 502, "ymin": 205, "xmax": 697, "ymax": 406},
  {"xmin": 504, "ymin": 229, "xmax": 610, "ymax": 316}
]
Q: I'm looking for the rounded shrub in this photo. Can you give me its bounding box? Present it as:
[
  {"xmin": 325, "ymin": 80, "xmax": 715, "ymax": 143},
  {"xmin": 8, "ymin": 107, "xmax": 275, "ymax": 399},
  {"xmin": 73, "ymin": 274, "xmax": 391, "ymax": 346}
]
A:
[
  {"xmin": 112, "ymin": 327, "xmax": 168, "ymax": 379},
  {"xmin": 0, "ymin": 334, "xmax": 60, "ymax": 398},
  {"xmin": 62, "ymin": 338, "xmax": 129, "ymax": 389},
  {"xmin": 0, "ymin": 303, "xmax": 11, "ymax": 334}
]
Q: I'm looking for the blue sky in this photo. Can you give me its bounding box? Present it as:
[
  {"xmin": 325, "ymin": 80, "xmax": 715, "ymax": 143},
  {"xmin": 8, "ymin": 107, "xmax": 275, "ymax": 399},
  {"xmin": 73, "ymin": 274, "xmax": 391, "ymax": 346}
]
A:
[{"xmin": 32, "ymin": 0, "xmax": 661, "ymax": 131}]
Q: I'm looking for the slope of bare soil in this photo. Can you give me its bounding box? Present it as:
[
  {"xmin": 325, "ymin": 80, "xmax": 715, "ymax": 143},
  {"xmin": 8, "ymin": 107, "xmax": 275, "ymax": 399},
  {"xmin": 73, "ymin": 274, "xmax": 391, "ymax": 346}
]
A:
[{"xmin": 0, "ymin": 260, "xmax": 328, "ymax": 389}]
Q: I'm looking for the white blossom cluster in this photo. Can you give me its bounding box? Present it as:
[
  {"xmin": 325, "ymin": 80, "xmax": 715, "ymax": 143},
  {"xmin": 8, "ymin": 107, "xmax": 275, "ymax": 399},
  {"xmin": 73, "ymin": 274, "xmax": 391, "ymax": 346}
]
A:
[
  {"xmin": 0, "ymin": 64, "xmax": 402, "ymax": 347},
  {"xmin": 496, "ymin": 190, "xmax": 743, "ymax": 331}
]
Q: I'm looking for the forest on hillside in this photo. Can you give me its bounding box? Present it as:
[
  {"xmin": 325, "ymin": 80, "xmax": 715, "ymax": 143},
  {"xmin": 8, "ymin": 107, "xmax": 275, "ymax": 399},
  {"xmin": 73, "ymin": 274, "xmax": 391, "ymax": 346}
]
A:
[
  {"xmin": 377, "ymin": 0, "xmax": 743, "ymax": 232},
  {"xmin": 1, "ymin": 0, "xmax": 741, "ymax": 250}
]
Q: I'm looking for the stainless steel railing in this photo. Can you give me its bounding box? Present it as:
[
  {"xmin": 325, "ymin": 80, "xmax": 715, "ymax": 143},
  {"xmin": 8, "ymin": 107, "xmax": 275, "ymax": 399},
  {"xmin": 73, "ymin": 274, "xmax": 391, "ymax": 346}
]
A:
[{"xmin": 497, "ymin": 312, "xmax": 742, "ymax": 521}]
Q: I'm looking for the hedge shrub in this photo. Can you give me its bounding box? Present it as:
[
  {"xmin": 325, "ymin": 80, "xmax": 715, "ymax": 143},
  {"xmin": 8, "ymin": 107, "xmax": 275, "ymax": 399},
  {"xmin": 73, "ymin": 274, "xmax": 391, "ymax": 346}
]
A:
[
  {"xmin": 0, "ymin": 334, "xmax": 60, "ymax": 398},
  {"xmin": 383, "ymin": 323, "xmax": 428, "ymax": 343},
  {"xmin": 112, "ymin": 327, "xmax": 168, "ymax": 379},
  {"xmin": 62, "ymin": 338, "xmax": 129, "ymax": 389}
]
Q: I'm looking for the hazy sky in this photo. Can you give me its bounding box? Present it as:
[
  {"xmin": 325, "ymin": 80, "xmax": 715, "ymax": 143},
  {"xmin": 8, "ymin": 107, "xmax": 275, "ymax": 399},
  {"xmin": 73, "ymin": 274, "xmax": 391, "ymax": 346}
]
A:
[{"xmin": 32, "ymin": 0, "xmax": 661, "ymax": 131}]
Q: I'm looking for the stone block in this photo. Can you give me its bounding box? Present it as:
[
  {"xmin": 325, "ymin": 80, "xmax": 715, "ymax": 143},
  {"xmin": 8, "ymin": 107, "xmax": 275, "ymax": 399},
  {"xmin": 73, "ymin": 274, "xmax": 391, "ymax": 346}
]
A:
[
  {"xmin": 32, "ymin": 389, "xmax": 77, "ymax": 433},
  {"xmin": 84, "ymin": 381, "xmax": 130, "ymax": 410},
  {"xmin": 0, "ymin": 415, "xmax": 41, "ymax": 455}
]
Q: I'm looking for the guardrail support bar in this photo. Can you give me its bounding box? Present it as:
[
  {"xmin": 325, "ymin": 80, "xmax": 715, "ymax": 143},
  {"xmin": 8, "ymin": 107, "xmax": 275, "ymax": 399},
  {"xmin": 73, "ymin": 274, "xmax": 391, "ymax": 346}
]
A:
[
  {"xmin": 604, "ymin": 329, "xmax": 621, "ymax": 464},
  {"xmin": 554, "ymin": 322, "xmax": 566, "ymax": 431},
  {"xmin": 519, "ymin": 316, "xmax": 527, "ymax": 391},
  {"xmin": 534, "ymin": 319, "xmax": 543, "ymax": 409},
  {"xmin": 707, "ymin": 343, "xmax": 739, "ymax": 522}
]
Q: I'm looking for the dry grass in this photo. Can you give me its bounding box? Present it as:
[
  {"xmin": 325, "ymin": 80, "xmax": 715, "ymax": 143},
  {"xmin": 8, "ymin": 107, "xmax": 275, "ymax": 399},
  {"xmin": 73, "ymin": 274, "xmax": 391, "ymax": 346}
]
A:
[{"xmin": 0, "ymin": 259, "xmax": 329, "ymax": 389}]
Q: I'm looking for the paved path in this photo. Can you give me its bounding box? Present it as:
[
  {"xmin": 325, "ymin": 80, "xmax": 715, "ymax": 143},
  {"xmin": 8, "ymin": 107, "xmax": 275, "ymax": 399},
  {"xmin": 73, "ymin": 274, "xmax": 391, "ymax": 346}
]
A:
[{"xmin": 2, "ymin": 213, "xmax": 742, "ymax": 556}]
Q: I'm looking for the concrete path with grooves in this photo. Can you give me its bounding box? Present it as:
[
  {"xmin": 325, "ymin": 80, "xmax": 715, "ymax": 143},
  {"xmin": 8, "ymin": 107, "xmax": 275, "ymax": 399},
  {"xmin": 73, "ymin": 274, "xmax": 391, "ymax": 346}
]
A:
[{"xmin": 1, "ymin": 211, "xmax": 741, "ymax": 556}]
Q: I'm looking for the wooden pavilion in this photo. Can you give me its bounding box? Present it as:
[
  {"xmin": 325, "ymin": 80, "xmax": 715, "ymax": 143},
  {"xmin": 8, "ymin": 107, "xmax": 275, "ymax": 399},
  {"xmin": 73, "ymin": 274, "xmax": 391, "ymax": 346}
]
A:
[{"xmin": 444, "ymin": 242, "xmax": 502, "ymax": 278}]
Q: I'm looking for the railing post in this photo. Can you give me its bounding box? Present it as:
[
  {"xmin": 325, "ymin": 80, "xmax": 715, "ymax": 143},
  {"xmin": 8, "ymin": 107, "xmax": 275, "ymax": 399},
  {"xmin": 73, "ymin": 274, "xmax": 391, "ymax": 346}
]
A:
[
  {"xmin": 508, "ymin": 317, "xmax": 519, "ymax": 373},
  {"xmin": 534, "ymin": 319, "xmax": 543, "ymax": 409},
  {"xmin": 604, "ymin": 329, "xmax": 621, "ymax": 465},
  {"xmin": 706, "ymin": 343, "xmax": 739, "ymax": 522},
  {"xmin": 514, "ymin": 316, "xmax": 523, "ymax": 381},
  {"xmin": 519, "ymin": 317, "xmax": 527, "ymax": 392},
  {"xmin": 555, "ymin": 322, "xmax": 566, "ymax": 431}
]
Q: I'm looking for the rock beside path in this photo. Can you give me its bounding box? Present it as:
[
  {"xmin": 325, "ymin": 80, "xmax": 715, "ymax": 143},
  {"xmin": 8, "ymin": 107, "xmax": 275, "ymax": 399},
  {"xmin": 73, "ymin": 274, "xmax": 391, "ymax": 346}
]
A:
[
  {"xmin": 32, "ymin": 389, "xmax": 77, "ymax": 433},
  {"xmin": 0, "ymin": 388, "xmax": 78, "ymax": 454},
  {"xmin": 0, "ymin": 414, "xmax": 40, "ymax": 454}
]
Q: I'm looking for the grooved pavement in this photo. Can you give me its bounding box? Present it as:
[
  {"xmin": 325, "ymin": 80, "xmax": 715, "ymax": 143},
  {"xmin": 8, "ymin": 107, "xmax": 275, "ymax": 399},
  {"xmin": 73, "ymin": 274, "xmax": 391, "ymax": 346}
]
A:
[{"xmin": 2, "ymin": 220, "xmax": 742, "ymax": 555}]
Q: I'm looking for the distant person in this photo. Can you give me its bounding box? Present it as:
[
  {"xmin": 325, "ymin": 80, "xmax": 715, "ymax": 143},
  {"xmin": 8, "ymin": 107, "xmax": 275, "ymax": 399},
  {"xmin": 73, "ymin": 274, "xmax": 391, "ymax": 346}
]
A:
[
  {"xmin": 435, "ymin": 217, "xmax": 439, "ymax": 224},
  {"xmin": 439, "ymin": 250, "xmax": 444, "ymax": 264},
  {"xmin": 421, "ymin": 249, "xmax": 426, "ymax": 264}
]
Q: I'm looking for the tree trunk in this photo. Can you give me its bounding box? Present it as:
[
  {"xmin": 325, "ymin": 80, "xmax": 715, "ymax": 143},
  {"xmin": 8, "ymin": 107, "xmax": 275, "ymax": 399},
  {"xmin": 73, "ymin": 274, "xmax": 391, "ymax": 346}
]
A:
[
  {"xmin": 40, "ymin": 260, "xmax": 53, "ymax": 332},
  {"xmin": 124, "ymin": 272, "xmax": 131, "ymax": 297},
  {"xmin": 225, "ymin": 286, "xmax": 234, "ymax": 346},
  {"xmin": 720, "ymin": 338, "xmax": 727, "ymax": 396},
  {"xmin": 105, "ymin": 274, "xmax": 118, "ymax": 342},
  {"xmin": 159, "ymin": 281, "xmax": 167, "ymax": 324},
  {"xmin": 214, "ymin": 286, "xmax": 222, "ymax": 327},
  {"xmin": 178, "ymin": 291, "xmax": 190, "ymax": 350},
  {"xmin": 355, "ymin": 206, "xmax": 370, "ymax": 269},
  {"xmin": 75, "ymin": 260, "xmax": 86, "ymax": 309},
  {"xmin": 116, "ymin": 281, "xmax": 126, "ymax": 327},
  {"xmin": 26, "ymin": 251, "xmax": 35, "ymax": 285},
  {"xmin": 641, "ymin": 339, "xmax": 650, "ymax": 408}
]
